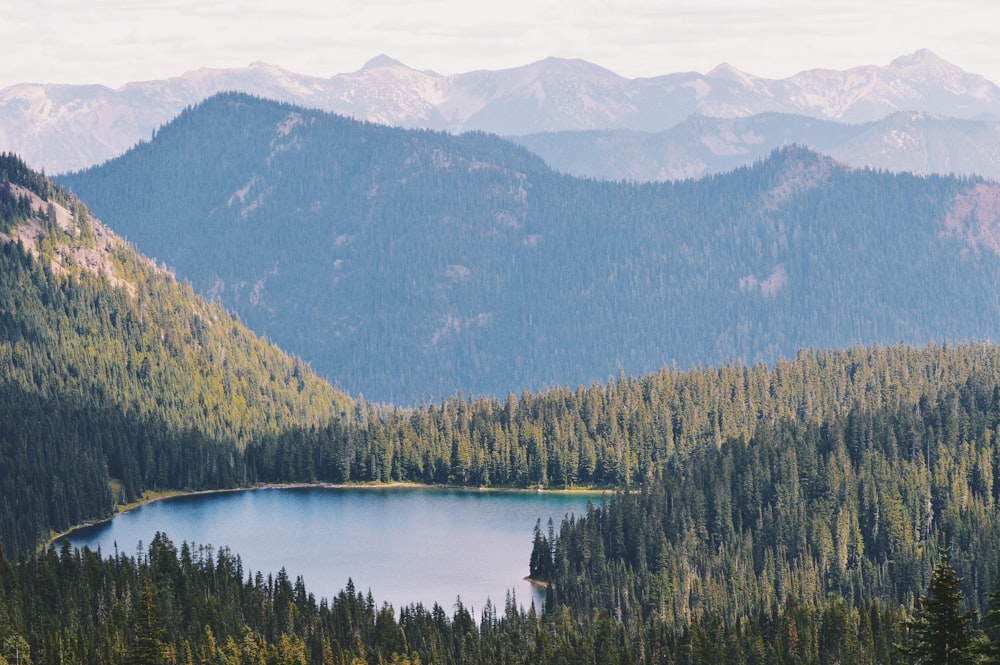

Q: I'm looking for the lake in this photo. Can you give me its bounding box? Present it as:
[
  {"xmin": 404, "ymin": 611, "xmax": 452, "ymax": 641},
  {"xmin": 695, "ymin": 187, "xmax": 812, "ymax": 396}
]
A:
[{"xmin": 60, "ymin": 486, "xmax": 600, "ymax": 614}]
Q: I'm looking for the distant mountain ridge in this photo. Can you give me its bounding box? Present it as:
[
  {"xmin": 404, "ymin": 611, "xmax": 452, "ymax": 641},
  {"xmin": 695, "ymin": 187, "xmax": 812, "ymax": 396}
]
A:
[
  {"xmin": 58, "ymin": 93, "xmax": 1000, "ymax": 403},
  {"xmin": 512, "ymin": 111, "xmax": 1000, "ymax": 182},
  {"xmin": 5, "ymin": 49, "xmax": 1000, "ymax": 174}
]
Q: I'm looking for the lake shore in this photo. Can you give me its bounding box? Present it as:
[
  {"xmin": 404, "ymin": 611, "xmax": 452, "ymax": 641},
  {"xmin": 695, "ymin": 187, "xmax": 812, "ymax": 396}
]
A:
[{"xmin": 44, "ymin": 481, "xmax": 611, "ymax": 550}]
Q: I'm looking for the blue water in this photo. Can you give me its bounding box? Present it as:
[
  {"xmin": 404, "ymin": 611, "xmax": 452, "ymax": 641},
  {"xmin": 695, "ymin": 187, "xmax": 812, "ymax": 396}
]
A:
[{"xmin": 61, "ymin": 486, "xmax": 599, "ymax": 613}]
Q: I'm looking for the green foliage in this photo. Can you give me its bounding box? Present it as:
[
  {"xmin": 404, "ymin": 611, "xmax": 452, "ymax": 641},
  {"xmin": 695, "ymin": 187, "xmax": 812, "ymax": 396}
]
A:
[
  {"xmin": 127, "ymin": 586, "xmax": 168, "ymax": 665},
  {"xmin": 469, "ymin": 343, "xmax": 1000, "ymax": 662},
  {"xmin": 0, "ymin": 535, "xmax": 566, "ymax": 665},
  {"xmin": 239, "ymin": 341, "xmax": 1000, "ymax": 663},
  {"xmin": 899, "ymin": 548, "xmax": 978, "ymax": 665},
  {"xmin": 0, "ymin": 152, "xmax": 81, "ymax": 236},
  {"xmin": 0, "ymin": 156, "xmax": 353, "ymax": 556},
  {"xmin": 2, "ymin": 530, "xmax": 990, "ymax": 665}
]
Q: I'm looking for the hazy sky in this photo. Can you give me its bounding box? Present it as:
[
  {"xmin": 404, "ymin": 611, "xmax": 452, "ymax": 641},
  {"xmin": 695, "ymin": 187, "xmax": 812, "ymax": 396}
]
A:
[{"xmin": 4, "ymin": 0, "xmax": 999, "ymax": 89}]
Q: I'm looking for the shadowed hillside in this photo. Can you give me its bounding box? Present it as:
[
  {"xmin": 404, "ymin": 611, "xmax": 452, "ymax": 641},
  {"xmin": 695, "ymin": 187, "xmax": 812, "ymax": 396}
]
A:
[{"xmin": 61, "ymin": 93, "xmax": 1000, "ymax": 402}]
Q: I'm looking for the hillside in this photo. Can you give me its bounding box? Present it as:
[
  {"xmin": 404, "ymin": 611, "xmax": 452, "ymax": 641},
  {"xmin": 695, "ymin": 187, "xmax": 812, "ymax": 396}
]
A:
[
  {"xmin": 8, "ymin": 342, "xmax": 1000, "ymax": 663},
  {"xmin": 59, "ymin": 93, "xmax": 1000, "ymax": 403},
  {"xmin": 0, "ymin": 153, "xmax": 353, "ymax": 554}
]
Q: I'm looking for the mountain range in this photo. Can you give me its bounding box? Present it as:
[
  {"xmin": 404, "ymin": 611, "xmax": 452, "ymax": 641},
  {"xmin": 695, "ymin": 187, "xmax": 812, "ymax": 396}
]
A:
[
  {"xmin": 512, "ymin": 111, "xmax": 1000, "ymax": 182},
  {"xmin": 58, "ymin": 93, "xmax": 1000, "ymax": 403},
  {"xmin": 5, "ymin": 50, "xmax": 1000, "ymax": 177}
]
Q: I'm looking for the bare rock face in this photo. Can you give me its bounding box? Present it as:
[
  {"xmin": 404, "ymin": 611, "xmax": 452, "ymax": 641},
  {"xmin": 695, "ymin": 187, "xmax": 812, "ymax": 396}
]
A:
[
  {"xmin": 945, "ymin": 183, "xmax": 1000, "ymax": 257},
  {"xmin": 0, "ymin": 182, "xmax": 137, "ymax": 295}
]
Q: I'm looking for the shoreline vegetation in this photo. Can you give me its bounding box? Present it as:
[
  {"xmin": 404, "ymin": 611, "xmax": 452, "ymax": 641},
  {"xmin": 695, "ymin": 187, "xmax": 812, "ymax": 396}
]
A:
[{"xmin": 44, "ymin": 480, "xmax": 611, "ymax": 551}]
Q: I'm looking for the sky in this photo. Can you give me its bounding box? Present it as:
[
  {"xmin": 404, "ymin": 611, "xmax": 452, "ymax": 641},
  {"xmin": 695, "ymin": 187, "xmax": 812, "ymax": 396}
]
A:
[{"xmin": 4, "ymin": 0, "xmax": 1000, "ymax": 89}]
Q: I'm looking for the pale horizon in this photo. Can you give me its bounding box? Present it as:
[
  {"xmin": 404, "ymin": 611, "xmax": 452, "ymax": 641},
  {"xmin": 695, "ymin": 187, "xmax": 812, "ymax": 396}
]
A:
[{"xmin": 4, "ymin": 0, "xmax": 1000, "ymax": 89}]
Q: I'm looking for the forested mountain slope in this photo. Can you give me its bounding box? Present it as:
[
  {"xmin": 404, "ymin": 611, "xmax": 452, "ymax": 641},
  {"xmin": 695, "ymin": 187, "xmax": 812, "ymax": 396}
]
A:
[
  {"xmin": 518, "ymin": 341, "xmax": 1000, "ymax": 663},
  {"xmin": 61, "ymin": 93, "xmax": 1000, "ymax": 402},
  {"xmin": 10, "ymin": 342, "xmax": 1000, "ymax": 664},
  {"xmin": 0, "ymin": 153, "xmax": 353, "ymax": 555}
]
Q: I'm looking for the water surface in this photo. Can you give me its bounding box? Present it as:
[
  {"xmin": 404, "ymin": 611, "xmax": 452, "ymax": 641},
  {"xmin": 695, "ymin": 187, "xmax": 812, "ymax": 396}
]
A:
[{"xmin": 62, "ymin": 486, "xmax": 598, "ymax": 613}]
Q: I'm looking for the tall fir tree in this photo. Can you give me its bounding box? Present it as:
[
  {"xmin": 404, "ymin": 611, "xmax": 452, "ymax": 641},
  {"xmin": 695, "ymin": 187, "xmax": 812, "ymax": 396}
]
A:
[
  {"xmin": 900, "ymin": 548, "xmax": 978, "ymax": 665},
  {"xmin": 127, "ymin": 585, "xmax": 167, "ymax": 665},
  {"xmin": 980, "ymin": 585, "xmax": 1000, "ymax": 664}
]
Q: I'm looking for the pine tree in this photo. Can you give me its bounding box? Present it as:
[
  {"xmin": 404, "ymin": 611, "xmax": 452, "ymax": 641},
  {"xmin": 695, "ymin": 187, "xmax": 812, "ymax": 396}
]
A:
[
  {"xmin": 980, "ymin": 584, "xmax": 1000, "ymax": 664},
  {"xmin": 127, "ymin": 585, "xmax": 167, "ymax": 665},
  {"xmin": 899, "ymin": 548, "xmax": 977, "ymax": 665}
]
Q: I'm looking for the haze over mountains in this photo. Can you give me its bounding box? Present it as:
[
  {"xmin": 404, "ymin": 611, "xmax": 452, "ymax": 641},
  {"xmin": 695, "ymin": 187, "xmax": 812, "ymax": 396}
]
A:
[
  {"xmin": 6, "ymin": 50, "xmax": 1000, "ymax": 180},
  {"xmin": 60, "ymin": 93, "xmax": 1000, "ymax": 403},
  {"xmin": 13, "ymin": 49, "xmax": 1000, "ymax": 403},
  {"xmin": 512, "ymin": 111, "xmax": 1000, "ymax": 182}
]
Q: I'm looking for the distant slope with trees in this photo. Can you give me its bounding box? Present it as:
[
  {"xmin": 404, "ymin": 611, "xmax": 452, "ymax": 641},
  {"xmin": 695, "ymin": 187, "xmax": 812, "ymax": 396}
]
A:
[
  {"xmin": 60, "ymin": 93, "xmax": 1000, "ymax": 403},
  {"xmin": 512, "ymin": 111, "xmax": 1000, "ymax": 183}
]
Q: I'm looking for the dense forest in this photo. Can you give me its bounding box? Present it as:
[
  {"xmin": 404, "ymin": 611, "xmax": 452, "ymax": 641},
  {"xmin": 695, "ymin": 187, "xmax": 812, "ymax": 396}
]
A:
[
  {"xmin": 0, "ymin": 518, "xmax": 996, "ymax": 663},
  {"xmin": 0, "ymin": 152, "xmax": 353, "ymax": 555},
  {"xmin": 252, "ymin": 343, "xmax": 1000, "ymax": 622},
  {"xmin": 60, "ymin": 92, "xmax": 1000, "ymax": 403},
  {"xmin": 0, "ymin": 531, "xmax": 892, "ymax": 665}
]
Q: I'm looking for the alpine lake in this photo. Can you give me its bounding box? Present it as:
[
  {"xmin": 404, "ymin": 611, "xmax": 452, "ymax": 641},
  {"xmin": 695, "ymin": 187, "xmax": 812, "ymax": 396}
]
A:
[{"xmin": 59, "ymin": 486, "xmax": 601, "ymax": 613}]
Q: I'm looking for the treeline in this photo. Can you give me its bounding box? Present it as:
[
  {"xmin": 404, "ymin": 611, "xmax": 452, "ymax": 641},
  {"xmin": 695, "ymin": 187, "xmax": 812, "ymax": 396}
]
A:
[
  {"xmin": 244, "ymin": 341, "xmax": 1000, "ymax": 633},
  {"xmin": 11, "ymin": 531, "xmax": 1000, "ymax": 665},
  {"xmin": 248, "ymin": 342, "xmax": 1000, "ymax": 493},
  {"xmin": 519, "ymin": 363, "xmax": 1000, "ymax": 659},
  {"xmin": 16, "ymin": 151, "xmax": 1000, "ymax": 660},
  {"xmin": 12, "ymin": 204, "xmax": 1000, "ymax": 555},
  {"xmin": 0, "ymin": 382, "xmax": 255, "ymax": 557},
  {"xmin": 248, "ymin": 341, "xmax": 1000, "ymax": 661},
  {"xmin": 0, "ymin": 151, "xmax": 90, "ymax": 236}
]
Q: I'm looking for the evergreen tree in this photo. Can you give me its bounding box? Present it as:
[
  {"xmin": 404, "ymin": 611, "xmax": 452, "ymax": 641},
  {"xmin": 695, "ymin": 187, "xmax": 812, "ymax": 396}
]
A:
[
  {"xmin": 126, "ymin": 585, "xmax": 167, "ymax": 665},
  {"xmin": 899, "ymin": 548, "xmax": 977, "ymax": 665},
  {"xmin": 980, "ymin": 585, "xmax": 1000, "ymax": 664}
]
